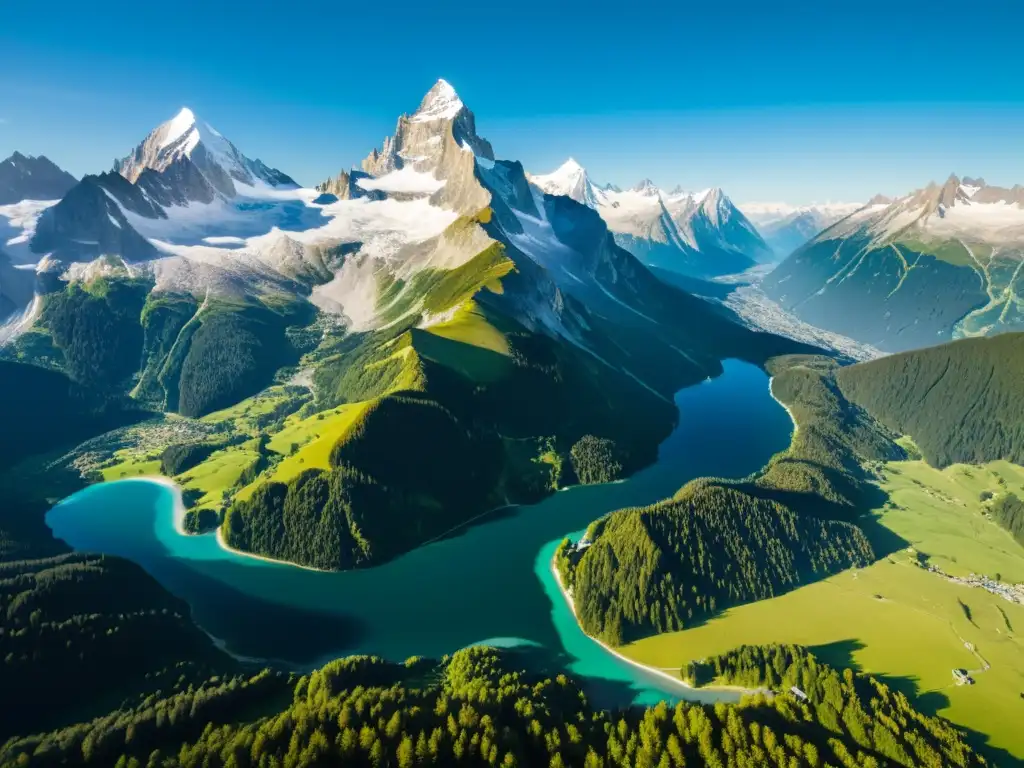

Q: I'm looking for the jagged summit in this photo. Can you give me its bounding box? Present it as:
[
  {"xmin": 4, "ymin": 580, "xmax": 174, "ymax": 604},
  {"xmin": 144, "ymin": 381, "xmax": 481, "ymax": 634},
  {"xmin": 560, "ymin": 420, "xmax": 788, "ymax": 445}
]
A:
[
  {"xmin": 631, "ymin": 179, "xmax": 660, "ymax": 196},
  {"xmin": 358, "ymin": 79, "xmax": 495, "ymax": 212},
  {"xmin": 0, "ymin": 151, "xmax": 78, "ymax": 205},
  {"xmin": 412, "ymin": 79, "xmax": 465, "ymax": 123},
  {"xmin": 529, "ymin": 158, "xmax": 598, "ymax": 207}
]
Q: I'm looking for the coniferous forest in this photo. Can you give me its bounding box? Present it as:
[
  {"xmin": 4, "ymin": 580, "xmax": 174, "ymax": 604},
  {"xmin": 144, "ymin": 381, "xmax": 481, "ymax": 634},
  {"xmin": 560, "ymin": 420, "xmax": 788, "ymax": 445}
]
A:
[
  {"xmin": 836, "ymin": 333, "xmax": 1024, "ymax": 467},
  {"xmin": 0, "ymin": 644, "xmax": 986, "ymax": 768}
]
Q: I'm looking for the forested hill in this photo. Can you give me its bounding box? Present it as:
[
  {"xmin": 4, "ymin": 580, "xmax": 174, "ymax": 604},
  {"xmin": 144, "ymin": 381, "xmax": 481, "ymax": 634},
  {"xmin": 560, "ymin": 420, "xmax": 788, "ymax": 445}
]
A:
[
  {"xmin": 0, "ymin": 360, "xmax": 145, "ymax": 472},
  {"xmin": 0, "ymin": 644, "xmax": 985, "ymax": 768},
  {"xmin": 837, "ymin": 333, "xmax": 1024, "ymax": 467}
]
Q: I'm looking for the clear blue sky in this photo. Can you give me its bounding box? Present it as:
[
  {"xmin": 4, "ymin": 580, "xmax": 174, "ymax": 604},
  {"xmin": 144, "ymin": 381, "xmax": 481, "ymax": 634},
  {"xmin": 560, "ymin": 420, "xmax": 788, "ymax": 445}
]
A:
[{"xmin": 2, "ymin": 0, "xmax": 1022, "ymax": 203}]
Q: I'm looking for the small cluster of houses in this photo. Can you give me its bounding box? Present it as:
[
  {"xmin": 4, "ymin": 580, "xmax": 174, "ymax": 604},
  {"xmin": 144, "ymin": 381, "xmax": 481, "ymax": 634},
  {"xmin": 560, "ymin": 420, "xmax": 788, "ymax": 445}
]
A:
[{"xmin": 927, "ymin": 566, "xmax": 1024, "ymax": 606}]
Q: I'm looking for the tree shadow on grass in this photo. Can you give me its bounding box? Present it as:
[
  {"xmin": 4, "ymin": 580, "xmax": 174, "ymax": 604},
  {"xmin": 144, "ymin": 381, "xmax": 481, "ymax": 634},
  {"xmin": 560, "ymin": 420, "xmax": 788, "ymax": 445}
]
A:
[{"xmin": 809, "ymin": 638, "xmax": 1020, "ymax": 766}]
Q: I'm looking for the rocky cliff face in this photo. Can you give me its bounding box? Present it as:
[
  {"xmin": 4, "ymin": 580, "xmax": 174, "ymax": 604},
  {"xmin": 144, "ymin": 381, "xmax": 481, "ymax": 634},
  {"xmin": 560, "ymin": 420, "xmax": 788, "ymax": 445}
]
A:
[
  {"xmin": 0, "ymin": 152, "xmax": 78, "ymax": 205},
  {"xmin": 360, "ymin": 80, "xmax": 493, "ymax": 215}
]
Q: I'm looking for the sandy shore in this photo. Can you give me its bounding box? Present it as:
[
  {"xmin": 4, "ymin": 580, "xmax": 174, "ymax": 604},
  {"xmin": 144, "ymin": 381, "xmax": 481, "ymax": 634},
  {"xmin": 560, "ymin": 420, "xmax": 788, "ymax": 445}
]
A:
[
  {"xmin": 127, "ymin": 475, "xmax": 334, "ymax": 573},
  {"xmin": 550, "ymin": 557, "xmax": 703, "ymax": 693},
  {"xmin": 768, "ymin": 376, "xmax": 799, "ymax": 438},
  {"xmin": 551, "ymin": 558, "xmax": 770, "ymax": 700},
  {"xmin": 213, "ymin": 526, "xmax": 333, "ymax": 573}
]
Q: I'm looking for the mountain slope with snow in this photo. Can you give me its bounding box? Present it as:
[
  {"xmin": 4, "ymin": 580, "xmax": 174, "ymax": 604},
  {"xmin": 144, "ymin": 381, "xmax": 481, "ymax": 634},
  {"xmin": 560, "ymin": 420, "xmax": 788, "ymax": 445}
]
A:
[
  {"xmin": 762, "ymin": 175, "xmax": 1024, "ymax": 350},
  {"xmin": 741, "ymin": 201, "xmax": 864, "ymax": 257},
  {"xmin": 528, "ymin": 161, "xmax": 770, "ymax": 277}
]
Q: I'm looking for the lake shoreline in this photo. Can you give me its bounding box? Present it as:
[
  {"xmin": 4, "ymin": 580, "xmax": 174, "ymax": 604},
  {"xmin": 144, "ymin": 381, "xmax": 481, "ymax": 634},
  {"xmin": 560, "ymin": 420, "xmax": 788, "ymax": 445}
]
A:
[
  {"xmin": 767, "ymin": 376, "xmax": 798, "ymax": 439},
  {"xmin": 549, "ymin": 555, "xmax": 702, "ymax": 695}
]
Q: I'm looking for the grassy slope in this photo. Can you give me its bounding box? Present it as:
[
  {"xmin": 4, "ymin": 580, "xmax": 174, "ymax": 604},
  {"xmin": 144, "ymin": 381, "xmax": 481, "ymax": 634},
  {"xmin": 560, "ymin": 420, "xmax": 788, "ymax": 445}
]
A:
[
  {"xmin": 234, "ymin": 402, "xmax": 372, "ymax": 501},
  {"xmin": 177, "ymin": 443, "xmax": 261, "ymax": 510},
  {"xmin": 619, "ymin": 453, "xmax": 1024, "ymax": 760}
]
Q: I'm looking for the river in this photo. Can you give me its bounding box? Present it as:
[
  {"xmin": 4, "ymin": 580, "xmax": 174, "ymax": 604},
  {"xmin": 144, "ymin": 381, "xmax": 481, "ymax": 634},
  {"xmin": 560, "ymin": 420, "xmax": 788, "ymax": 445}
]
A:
[{"xmin": 46, "ymin": 358, "xmax": 792, "ymax": 708}]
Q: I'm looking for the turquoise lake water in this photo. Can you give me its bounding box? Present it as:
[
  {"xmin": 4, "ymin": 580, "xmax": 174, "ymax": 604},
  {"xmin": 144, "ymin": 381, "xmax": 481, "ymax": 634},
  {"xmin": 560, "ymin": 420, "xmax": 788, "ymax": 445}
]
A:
[{"xmin": 47, "ymin": 358, "xmax": 792, "ymax": 708}]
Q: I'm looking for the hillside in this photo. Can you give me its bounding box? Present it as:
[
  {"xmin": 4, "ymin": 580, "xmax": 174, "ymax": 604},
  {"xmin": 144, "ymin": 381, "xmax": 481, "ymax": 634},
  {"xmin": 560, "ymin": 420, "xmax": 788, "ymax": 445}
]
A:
[
  {"xmin": 837, "ymin": 333, "xmax": 1024, "ymax": 467},
  {"xmin": 0, "ymin": 645, "xmax": 985, "ymax": 768},
  {"xmin": 556, "ymin": 483, "xmax": 873, "ymax": 645},
  {"xmin": 762, "ymin": 176, "xmax": 1024, "ymax": 351}
]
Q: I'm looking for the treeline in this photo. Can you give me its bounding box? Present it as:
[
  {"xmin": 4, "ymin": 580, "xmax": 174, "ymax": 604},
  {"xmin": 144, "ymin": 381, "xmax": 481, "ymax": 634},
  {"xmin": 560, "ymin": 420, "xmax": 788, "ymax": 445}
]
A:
[
  {"xmin": 0, "ymin": 645, "xmax": 985, "ymax": 768},
  {"xmin": 160, "ymin": 441, "xmax": 224, "ymax": 476},
  {"xmin": 224, "ymin": 394, "xmax": 504, "ymax": 569},
  {"xmin": 991, "ymin": 493, "xmax": 1024, "ymax": 547},
  {"xmin": 684, "ymin": 644, "xmax": 982, "ymax": 767},
  {"xmin": 749, "ymin": 355, "xmax": 905, "ymax": 519},
  {"xmin": 176, "ymin": 303, "xmax": 309, "ymax": 418},
  {"xmin": 837, "ymin": 333, "xmax": 1024, "ymax": 467},
  {"xmin": 29, "ymin": 276, "xmax": 313, "ymax": 418},
  {"xmin": 557, "ymin": 483, "xmax": 873, "ymax": 645},
  {"xmin": 0, "ymin": 552, "xmax": 227, "ymax": 740}
]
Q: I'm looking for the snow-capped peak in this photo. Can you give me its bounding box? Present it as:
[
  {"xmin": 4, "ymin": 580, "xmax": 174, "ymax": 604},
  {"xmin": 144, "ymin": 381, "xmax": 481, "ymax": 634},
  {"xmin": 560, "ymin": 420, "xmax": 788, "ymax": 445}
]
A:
[
  {"xmin": 115, "ymin": 107, "xmax": 295, "ymax": 198},
  {"xmin": 158, "ymin": 107, "xmax": 198, "ymax": 150},
  {"xmin": 412, "ymin": 79, "xmax": 465, "ymax": 123},
  {"xmin": 530, "ymin": 158, "xmax": 598, "ymax": 207}
]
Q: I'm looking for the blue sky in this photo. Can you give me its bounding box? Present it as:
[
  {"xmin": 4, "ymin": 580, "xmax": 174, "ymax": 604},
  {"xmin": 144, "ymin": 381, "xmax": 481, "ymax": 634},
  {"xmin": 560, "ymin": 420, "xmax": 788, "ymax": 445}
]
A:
[{"xmin": 2, "ymin": 1, "xmax": 1022, "ymax": 203}]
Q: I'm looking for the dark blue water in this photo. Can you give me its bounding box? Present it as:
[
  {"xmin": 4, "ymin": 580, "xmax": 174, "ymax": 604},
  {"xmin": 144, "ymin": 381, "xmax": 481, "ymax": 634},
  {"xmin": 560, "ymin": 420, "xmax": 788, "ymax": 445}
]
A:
[{"xmin": 47, "ymin": 359, "xmax": 792, "ymax": 706}]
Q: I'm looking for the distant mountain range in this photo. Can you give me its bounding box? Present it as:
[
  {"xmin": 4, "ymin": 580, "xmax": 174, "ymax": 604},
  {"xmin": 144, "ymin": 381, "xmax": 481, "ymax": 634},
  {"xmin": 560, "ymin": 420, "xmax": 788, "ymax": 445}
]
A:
[
  {"xmin": 740, "ymin": 201, "xmax": 869, "ymax": 257},
  {"xmin": 762, "ymin": 175, "xmax": 1024, "ymax": 351},
  {"xmin": 529, "ymin": 159, "xmax": 772, "ymax": 278}
]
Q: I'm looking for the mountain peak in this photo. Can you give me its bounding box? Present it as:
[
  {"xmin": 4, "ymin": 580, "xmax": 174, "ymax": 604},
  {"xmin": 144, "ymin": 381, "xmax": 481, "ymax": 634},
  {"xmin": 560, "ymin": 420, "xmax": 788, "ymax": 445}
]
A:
[
  {"xmin": 632, "ymin": 179, "xmax": 660, "ymax": 196},
  {"xmin": 115, "ymin": 106, "xmax": 294, "ymax": 196},
  {"xmin": 560, "ymin": 157, "xmax": 584, "ymax": 174},
  {"xmin": 0, "ymin": 151, "xmax": 78, "ymax": 205},
  {"xmin": 412, "ymin": 79, "xmax": 465, "ymax": 123},
  {"xmin": 531, "ymin": 158, "xmax": 597, "ymax": 207}
]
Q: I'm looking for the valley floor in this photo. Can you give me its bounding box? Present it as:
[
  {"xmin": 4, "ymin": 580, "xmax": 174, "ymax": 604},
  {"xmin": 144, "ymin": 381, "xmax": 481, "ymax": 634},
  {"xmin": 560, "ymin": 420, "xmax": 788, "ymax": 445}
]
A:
[{"xmin": 618, "ymin": 455, "xmax": 1024, "ymax": 761}]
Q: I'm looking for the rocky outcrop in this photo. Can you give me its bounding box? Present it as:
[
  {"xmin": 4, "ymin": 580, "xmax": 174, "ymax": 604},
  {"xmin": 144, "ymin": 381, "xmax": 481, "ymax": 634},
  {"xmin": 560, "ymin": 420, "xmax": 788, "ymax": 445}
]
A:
[
  {"xmin": 31, "ymin": 174, "xmax": 158, "ymax": 263},
  {"xmin": 359, "ymin": 80, "xmax": 493, "ymax": 215},
  {"xmin": 0, "ymin": 152, "xmax": 77, "ymax": 205}
]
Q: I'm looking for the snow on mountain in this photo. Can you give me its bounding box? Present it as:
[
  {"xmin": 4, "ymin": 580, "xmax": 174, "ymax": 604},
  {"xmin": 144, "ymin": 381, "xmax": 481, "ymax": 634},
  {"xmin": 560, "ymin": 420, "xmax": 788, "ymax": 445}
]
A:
[
  {"xmin": 740, "ymin": 202, "xmax": 866, "ymax": 256},
  {"xmin": 528, "ymin": 159, "xmax": 598, "ymax": 207},
  {"xmin": 116, "ymin": 106, "xmax": 296, "ymax": 201},
  {"xmin": 527, "ymin": 161, "xmax": 770, "ymax": 276}
]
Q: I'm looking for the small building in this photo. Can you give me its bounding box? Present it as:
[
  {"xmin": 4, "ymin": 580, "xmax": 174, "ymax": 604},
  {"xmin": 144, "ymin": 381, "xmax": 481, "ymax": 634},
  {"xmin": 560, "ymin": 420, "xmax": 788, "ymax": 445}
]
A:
[
  {"xmin": 952, "ymin": 669, "xmax": 974, "ymax": 685},
  {"xmin": 789, "ymin": 686, "xmax": 809, "ymax": 702}
]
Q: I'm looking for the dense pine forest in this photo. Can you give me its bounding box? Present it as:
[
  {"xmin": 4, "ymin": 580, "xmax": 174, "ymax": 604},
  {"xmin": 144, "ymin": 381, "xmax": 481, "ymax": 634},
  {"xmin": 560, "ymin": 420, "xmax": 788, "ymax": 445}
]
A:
[
  {"xmin": 0, "ymin": 360, "xmax": 146, "ymax": 474},
  {"xmin": 556, "ymin": 482, "xmax": 873, "ymax": 645},
  {"xmin": 0, "ymin": 645, "xmax": 986, "ymax": 768},
  {"xmin": 837, "ymin": 333, "xmax": 1024, "ymax": 467},
  {"xmin": 683, "ymin": 644, "xmax": 982, "ymax": 766},
  {"xmin": 224, "ymin": 393, "xmax": 505, "ymax": 569}
]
